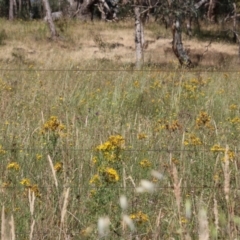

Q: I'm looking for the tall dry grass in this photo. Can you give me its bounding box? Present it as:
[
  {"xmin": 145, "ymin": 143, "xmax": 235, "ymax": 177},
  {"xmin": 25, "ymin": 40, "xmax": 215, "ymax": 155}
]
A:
[{"xmin": 0, "ymin": 18, "xmax": 240, "ymax": 239}]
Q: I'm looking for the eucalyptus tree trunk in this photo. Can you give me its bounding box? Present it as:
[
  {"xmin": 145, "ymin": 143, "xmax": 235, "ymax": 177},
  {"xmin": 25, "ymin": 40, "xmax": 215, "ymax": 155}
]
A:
[
  {"xmin": 194, "ymin": 0, "xmax": 208, "ymax": 9},
  {"xmin": 207, "ymin": 0, "xmax": 217, "ymax": 22},
  {"xmin": 233, "ymin": 3, "xmax": 238, "ymax": 43},
  {"xmin": 134, "ymin": 6, "xmax": 144, "ymax": 69},
  {"xmin": 172, "ymin": 20, "xmax": 192, "ymax": 67},
  {"xmin": 18, "ymin": 0, "xmax": 22, "ymax": 15},
  {"xmin": 42, "ymin": 0, "xmax": 58, "ymax": 39},
  {"xmin": 77, "ymin": 0, "xmax": 96, "ymax": 21},
  {"xmin": 9, "ymin": 0, "xmax": 14, "ymax": 20},
  {"xmin": 13, "ymin": 0, "xmax": 17, "ymax": 16}
]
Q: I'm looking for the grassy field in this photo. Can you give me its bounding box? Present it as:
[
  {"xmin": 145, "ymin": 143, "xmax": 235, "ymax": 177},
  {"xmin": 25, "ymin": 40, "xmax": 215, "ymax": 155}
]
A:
[{"xmin": 0, "ymin": 18, "xmax": 240, "ymax": 239}]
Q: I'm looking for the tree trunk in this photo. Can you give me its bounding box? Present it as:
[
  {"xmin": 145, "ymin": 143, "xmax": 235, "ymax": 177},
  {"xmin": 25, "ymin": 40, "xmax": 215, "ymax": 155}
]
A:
[
  {"xmin": 13, "ymin": 0, "xmax": 17, "ymax": 16},
  {"xmin": 9, "ymin": 0, "xmax": 14, "ymax": 20},
  {"xmin": 42, "ymin": 0, "xmax": 58, "ymax": 39},
  {"xmin": 194, "ymin": 0, "xmax": 208, "ymax": 10},
  {"xmin": 134, "ymin": 6, "xmax": 144, "ymax": 69},
  {"xmin": 172, "ymin": 20, "xmax": 192, "ymax": 67},
  {"xmin": 186, "ymin": 17, "xmax": 192, "ymax": 37},
  {"xmin": 207, "ymin": 0, "xmax": 217, "ymax": 22},
  {"xmin": 76, "ymin": 0, "xmax": 96, "ymax": 21},
  {"xmin": 233, "ymin": 3, "xmax": 238, "ymax": 43},
  {"xmin": 18, "ymin": 0, "xmax": 22, "ymax": 15}
]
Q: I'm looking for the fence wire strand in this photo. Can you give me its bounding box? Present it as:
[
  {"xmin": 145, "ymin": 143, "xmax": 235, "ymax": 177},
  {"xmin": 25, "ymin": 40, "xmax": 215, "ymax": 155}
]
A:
[{"xmin": 0, "ymin": 68, "xmax": 240, "ymax": 73}]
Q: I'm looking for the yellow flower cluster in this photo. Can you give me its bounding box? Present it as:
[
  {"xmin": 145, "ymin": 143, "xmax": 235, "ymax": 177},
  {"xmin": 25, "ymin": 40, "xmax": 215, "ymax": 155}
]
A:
[
  {"xmin": 42, "ymin": 116, "xmax": 65, "ymax": 133},
  {"xmin": 210, "ymin": 144, "xmax": 235, "ymax": 161},
  {"xmin": 229, "ymin": 104, "xmax": 238, "ymax": 111},
  {"xmin": 89, "ymin": 174, "xmax": 101, "ymax": 186},
  {"xmin": 184, "ymin": 83, "xmax": 197, "ymax": 93},
  {"xmin": 90, "ymin": 135, "xmax": 123, "ymax": 193},
  {"xmin": 210, "ymin": 144, "xmax": 225, "ymax": 152},
  {"xmin": 196, "ymin": 111, "xmax": 211, "ymax": 128},
  {"xmin": 139, "ymin": 159, "xmax": 151, "ymax": 168},
  {"xmin": 130, "ymin": 211, "xmax": 149, "ymax": 224},
  {"xmin": 96, "ymin": 135, "xmax": 124, "ymax": 152},
  {"xmin": 54, "ymin": 162, "xmax": 63, "ymax": 172},
  {"xmin": 20, "ymin": 178, "xmax": 41, "ymax": 197},
  {"xmin": 137, "ymin": 133, "xmax": 147, "ymax": 140},
  {"xmin": 230, "ymin": 117, "xmax": 240, "ymax": 124},
  {"xmin": 7, "ymin": 162, "xmax": 20, "ymax": 171},
  {"xmin": 184, "ymin": 134, "xmax": 202, "ymax": 146},
  {"xmin": 103, "ymin": 167, "xmax": 119, "ymax": 182},
  {"xmin": 20, "ymin": 178, "xmax": 31, "ymax": 186},
  {"xmin": 165, "ymin": 120, "xmax": 182, "ymax": 132},
  {"xmin": 36, "ymin": 154, "xmax": 42, "ymax": 160}
]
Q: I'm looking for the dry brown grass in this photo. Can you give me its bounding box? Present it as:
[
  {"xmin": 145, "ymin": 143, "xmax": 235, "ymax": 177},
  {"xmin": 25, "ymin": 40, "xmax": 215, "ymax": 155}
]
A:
[{"xmin": 0, "ymin": 18, "xmax": 239, "ymax": 69}]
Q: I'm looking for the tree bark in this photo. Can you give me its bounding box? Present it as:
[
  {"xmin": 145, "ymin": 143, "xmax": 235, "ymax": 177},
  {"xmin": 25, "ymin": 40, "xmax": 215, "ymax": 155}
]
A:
[
  {"xmin": 18, "ymin": 0, "xmax": 22, "ymax": 15},
  {"xmin": 134, "ymin": 6, "xmax": 144, "ymax": 69},
  {"xmin": 186, "ymin": 17, "xmax": 192, "ymax": 37},
  {"xmin": 207, "ymin": 0, "xmax": 217, "ymax": 22},
  {"xmin": 42, "ymin": 0, "xmax": 58, "ymax": 39},
  {"xmin": 9, "ymin": 0, "xmax": 14, "ymax": 20},
  {"xmin": 194, "ymin": 0, "xmax": 208, "ymax": 10},
  {"xmin": 76, "ymin": 0, "xmax": 96, "ymax": 21},
  {"xmin": 233, "ymin": 3, "xmax": 238, "ymax": 43},
  {"xmin": 172, "ymin": 20, "xmax": 192, "ymax": 67}
]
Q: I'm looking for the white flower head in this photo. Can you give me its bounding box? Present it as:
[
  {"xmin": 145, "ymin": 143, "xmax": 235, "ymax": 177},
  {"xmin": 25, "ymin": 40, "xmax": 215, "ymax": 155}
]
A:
[
  {"xmin": 185, "ymin": 199, "xmax": 191, "ymax": 219},
  {"xmin": 119, "ymin": 195, "xmax": 128, "ymax": 211},
  {"xmin": 98, "ymin": 216, "xmax": 110, "ymax": 237},
  {"xmin": 136, "ymin": 179, "xmax": 155, "ymax": 193},
  {"xmin": 122, "ymin": 214, "xmax": 135, "ymax": 232},
  {"xmin": 151, "ymin": 170, "xmax": 164, "ymax": 180}
]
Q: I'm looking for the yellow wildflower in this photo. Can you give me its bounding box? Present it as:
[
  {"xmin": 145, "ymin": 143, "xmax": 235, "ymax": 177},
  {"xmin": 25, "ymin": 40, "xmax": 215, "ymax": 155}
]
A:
[
  {"xmin": 36, "ymin": 154, "xmax": 42, "ymax": 160},
  {"xmin": 130, "ymin": 211, "xmax": 149, "ymax": 224},
  {"xmin": 181, "ymin": 217, "xmax": 188, "ymax": 224},
  {"xmin": 30, "ymin": 185, "xmax": 41, "ymax": 197},
  {"xmin": 229, "ymin": 104, "xmax": 238, "ymax": 111},
  {"xmin": 42, "ymin": 116, "xmax": 65, "ymax": 133},
  {"xmin": 184, "ymin": 134, "xmax": 202, "ymax": 146},
  {"xmin": 213, "ymin": 174, "xmax": 219, "ymax": 183},
  {"xmin": 222, "ymin": 150, "xmax": 235, "ymax": 162},
  {"xmin": 139, "ymin": 159, "xmax": 151, "ymax": 168},
  {"xmin": 165, "ymin": 120, "xmax": 181, "ymax": 132},
  {"xmin": 89, "ymin": 174, "xmax": 101, "ymax": 186},
  {"xmin": 104, "ymin": 152, "xmax": 117, "ymax": 162},
  {"xmin": 96, "ymin": 135, "xmax": 124, "ymax": 152},
  {"xmin": 54, "ymin": 162, "xmax": 63, "ymax": 172},
  {"xmin": 230, "ymin": 117, "xmax": 240, "ymax": 124},
  {"xmin": 89, "ymin": 189, "xmax": 96, "ymax": 197},
  {"xmin": 96, "ymin": 141, "xmax": 113, "ymax": 151},
  {"xmin": 92, "ymin": 156, "xmax": 97, "ymax": 164},
  {"xmin": 196, "ymin": 111, "xmax": 211, "ymax": 128},
  {"xmin": 210, "ymin": 144, "xmax": 225, "ymax": 152},
  {"xmin": 20, "ymin": 178, "xmax": 31, "ymax": 187},
  {"xmin": 103, "ymin": 167, "xmax": 119, "ymax": 182},
  {"xmin": 138, "ymin": 133, "xmax": 147, "ymax": 140},
  {"xmin": 108, "ymin": 135, "xmax": 124, "ymax": 148},
  {"xmin": 7, "ymin": 162, "xmax": 20, "ymax": 171},
  {"xmin": 172, "ymin": 157, "xmax": 180, "ymax": 165}
]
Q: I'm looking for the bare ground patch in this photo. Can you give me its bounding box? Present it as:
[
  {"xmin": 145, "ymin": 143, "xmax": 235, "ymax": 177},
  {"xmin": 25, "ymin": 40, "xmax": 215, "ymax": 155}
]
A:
[{"xmin": 0, "ymin": 22, "xmax": 238, "ymax": 69}]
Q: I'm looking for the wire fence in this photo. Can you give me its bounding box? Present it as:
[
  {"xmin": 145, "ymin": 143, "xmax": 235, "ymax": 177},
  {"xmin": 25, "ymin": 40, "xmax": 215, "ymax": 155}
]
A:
[
  {"xmin": 1, "ymin": 147, "xmax": 240, "ymax": 152},
  {"xmin": 0, "ymin": 68, "xmax": 240, "ymax": 73}
]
